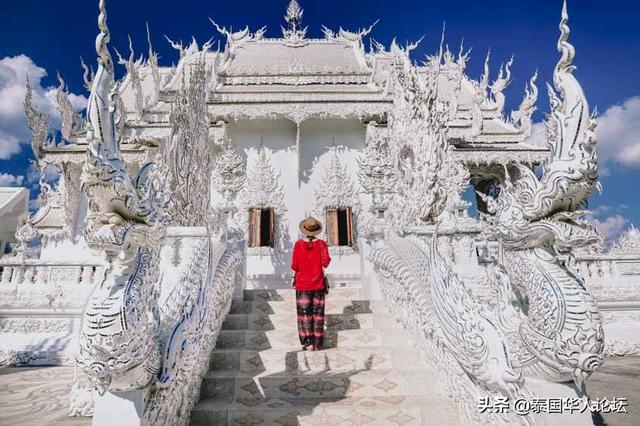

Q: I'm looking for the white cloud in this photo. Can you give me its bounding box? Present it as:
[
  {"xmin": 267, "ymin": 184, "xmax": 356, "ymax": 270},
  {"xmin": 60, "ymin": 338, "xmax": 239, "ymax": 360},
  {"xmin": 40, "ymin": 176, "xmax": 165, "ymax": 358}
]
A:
[
  {"xmin": 596, "ymin": 96, "xmax": 640, "ymax": 168},
  {"xmin": 590, "ymin": 214, "xmax": 628, "ymax": 243},
  {"xmin": 526, "ymin": 96, "xmax": 640, "ymax": 170},
  {"xmin": 0, "ymin": 54, "xmax": 87, "ymax": 160},
  {"xmin": 0, "ymin": 172, "xmax": 24, "ymax": 186}
]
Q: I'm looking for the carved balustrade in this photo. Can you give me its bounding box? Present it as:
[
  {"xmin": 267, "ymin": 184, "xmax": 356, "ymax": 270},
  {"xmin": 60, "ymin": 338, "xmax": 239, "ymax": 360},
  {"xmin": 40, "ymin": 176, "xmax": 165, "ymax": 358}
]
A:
[
  {"xmin": 0, "ymin": 259, "xmax": 105, "ymax": 287},
  {"xmin": 573, "ymin": 253, "xmax": 640, "ymax": 283}
]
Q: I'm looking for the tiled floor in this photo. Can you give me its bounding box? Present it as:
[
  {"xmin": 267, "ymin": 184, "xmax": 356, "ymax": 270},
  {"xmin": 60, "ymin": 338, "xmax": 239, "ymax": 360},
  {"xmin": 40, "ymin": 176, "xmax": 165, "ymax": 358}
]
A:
[
  {"xmin": 0, "ymin": 366, "xmax": 89, "ymax": 426},
  {"xmin": 589, "ymin": 356, "xmax": 640, "ymax": 426},
  {"xmin": 0, "ymin": 351, "xmax": 637, "ymax": 425}
]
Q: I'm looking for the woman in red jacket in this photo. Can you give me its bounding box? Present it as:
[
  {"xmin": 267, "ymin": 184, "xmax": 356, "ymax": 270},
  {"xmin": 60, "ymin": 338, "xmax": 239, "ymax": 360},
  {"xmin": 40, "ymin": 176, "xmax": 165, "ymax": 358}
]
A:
[{"xmin": 291, "ymin": 216, "xmax": 331, "ymax": 351}]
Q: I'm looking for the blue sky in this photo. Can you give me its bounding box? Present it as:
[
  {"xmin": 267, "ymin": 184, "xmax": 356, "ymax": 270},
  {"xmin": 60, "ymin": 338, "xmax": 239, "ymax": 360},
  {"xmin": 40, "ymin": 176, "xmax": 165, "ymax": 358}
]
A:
[{"xmin": 0, "ymin": 0, "xmax": 638, "ymax": 241}]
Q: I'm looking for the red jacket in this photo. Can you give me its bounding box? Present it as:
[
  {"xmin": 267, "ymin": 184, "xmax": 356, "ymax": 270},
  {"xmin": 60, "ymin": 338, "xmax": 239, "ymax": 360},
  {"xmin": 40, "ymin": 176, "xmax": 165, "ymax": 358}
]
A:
[{"xmin": 291, "ymin": 239, "xmax": 331, "ymax": 291}]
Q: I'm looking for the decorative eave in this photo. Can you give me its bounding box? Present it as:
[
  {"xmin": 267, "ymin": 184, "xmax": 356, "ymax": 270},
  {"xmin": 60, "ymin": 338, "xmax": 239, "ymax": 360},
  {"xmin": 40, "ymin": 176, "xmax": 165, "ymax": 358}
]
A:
[
  {"xmin": 206, "ymin": 100, "xmax": 390, "ymax": 123},
  {"xmin": 39, "ymin": 143, "xmax": 153, "ymax": 166},
  {"xmin": 452, "ymin": 142, "xmax": 549, "ymax": 166}
]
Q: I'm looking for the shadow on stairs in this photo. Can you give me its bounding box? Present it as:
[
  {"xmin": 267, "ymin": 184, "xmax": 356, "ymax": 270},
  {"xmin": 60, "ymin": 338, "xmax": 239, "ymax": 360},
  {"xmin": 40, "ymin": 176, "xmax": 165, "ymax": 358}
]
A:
[{"xmin": 190, "ymin": 287, "xmax": 459, "ymax": 425}]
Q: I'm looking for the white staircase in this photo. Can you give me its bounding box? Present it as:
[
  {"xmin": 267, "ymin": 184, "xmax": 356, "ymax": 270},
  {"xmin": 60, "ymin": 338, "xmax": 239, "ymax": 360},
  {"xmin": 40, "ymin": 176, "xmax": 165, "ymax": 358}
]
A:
[{"xmin": 190, "ymin": 284, "xmax": 460, "ymax": 425}]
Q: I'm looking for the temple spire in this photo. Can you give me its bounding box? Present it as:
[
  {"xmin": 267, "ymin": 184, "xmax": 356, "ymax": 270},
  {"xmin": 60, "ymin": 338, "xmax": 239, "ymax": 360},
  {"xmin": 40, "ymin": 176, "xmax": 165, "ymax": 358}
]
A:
[
  {"xmin": 284, "ymin": 0, "xmax": 303, "ymax": 32},
  {"xmin": 282, "ymin": 0, "xmax": 307, "ymax": 44}
]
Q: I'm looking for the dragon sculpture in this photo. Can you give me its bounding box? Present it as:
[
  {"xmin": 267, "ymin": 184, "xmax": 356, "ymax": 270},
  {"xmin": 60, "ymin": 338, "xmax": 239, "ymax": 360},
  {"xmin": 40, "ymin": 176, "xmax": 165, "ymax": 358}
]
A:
[
  {"xmin": 372, "ymin": 1, "xmax": 604, "ymax": 422},
  {"xmin": 77, "ymin": 5, "xmax": 242, "ymax": 425},
  {"xmin": 78, "ymin": 0, "xmax": 168, "ymax": 394},
  {"xmin": 479, "ymin": 0, "xmax": 603, "ymax": 389}
]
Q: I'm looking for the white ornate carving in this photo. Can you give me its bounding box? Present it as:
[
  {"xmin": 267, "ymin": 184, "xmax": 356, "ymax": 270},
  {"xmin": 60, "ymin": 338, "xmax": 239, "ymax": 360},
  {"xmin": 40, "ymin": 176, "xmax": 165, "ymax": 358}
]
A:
[
  {"xmin": 212, "ymin": 131, "xmax": 246, "ymax": 204},
  {"xmin": 56, "ymin": 74, "xmax": 84, "ymax": 142},
  {"xmin": 438, "ymin": 159, "xmax": 475, "ymax": 229},
  {"xmin": 23, "ymin": 80, "xmax": 50, "ymax": 159},
  {"xmin": 510, "ymin": 71, "xmax": 538, "ymax": 138},
  {"xmin": 388, "ymin": 42, "xmax": 449, "ymax": 229},
  {"xmin": 358, "ymin": 122, "xmax": 395, "ymax": 210},
  {"xmin": 489, "ymin": 56, "xmax": 513, "ymax": 115},
  {"xmin": 144, "ymin": 243, "xmax": 241, "ymax": 424},
  {"xmin": 474, "ymin": 0, "xmax": 603, "ymax": 390},
  {"xmin": 164, "ymin": 57, "xmax": 211, "ymax": 226},
  {"xmin": 115, "ymin": 36, "xmax": 145, "ymax": 121},
  {"xmin": 313, "ymin": 147, "xmax": 362, "ymax": 252},
  {"xmin": 371, "ymin": 4, "xmax": 606, "ymax": 424},
  {"xmin": 69, "ymin": 376, "xmax": 95, "ymax": 417},
  {"xmin": 78, "ymin": 0, "xmax": 168, "ymax": 395},
  {"xmin": 370, "ymin": 232, "xmax": 537, "ymax": 425},
  {"xmin": 0, "ymin": 318, "xmax": 70, "ymax": 334},
  {"xmin": 481, "ymin": 4, "xmax": 599, "ymax": 253},
  {"xmin": 282, "ymin": 0, "xmax": 308, "ymax": 46},
  {"xmin": 604, "ymin": 340, "xmax": 640, "ymax": 357},
  {"xmin": 146, "ymin": 23, "xmax": 162, "ymax": 105},
  {"xmin": 238, "ymin": 146, "xmax": 288, "ymax": 256},
  {"xmin": 77, "ymin": 10, "xmax": 242, "ymax": 425},
  {"xmin": 610, "ymin": 225, "xmax": 640, "ymax": 254}
]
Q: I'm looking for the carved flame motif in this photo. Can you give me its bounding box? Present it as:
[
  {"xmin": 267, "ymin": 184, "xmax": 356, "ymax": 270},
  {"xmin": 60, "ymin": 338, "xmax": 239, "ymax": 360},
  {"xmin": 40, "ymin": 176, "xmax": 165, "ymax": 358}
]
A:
[
  {"xmin": 357, "ymin": 123, "xmax": 396, "ymax": 209},
  {"xmin": 23, "ymin": 80, "xmax": 49, "ymax": 160},
  {"xmin": 282, "ymin": 0, "xmax": 308, "ymax": 45},
  {"xmin": 212, "ymin": 135, "xmax": 246, "ymax": 203},
  {"xmin": 164, "ymin": 57, "xmax": 211, "ymax": 226},
  {"xmin": 389, "ymin": 41, "xmax": 449, "ymax": 229},
  {"xmin": 56, "ymin": 74, "xmax": 83, "ymax": 142}
]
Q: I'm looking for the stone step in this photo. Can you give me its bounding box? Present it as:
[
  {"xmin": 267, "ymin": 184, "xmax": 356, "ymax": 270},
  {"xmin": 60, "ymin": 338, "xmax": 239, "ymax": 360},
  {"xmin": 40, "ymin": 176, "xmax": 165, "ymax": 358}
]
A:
[
  {"xmin": 216, "ymin": 328, "xmax": 411, "ymax": 351},
  {"xmin": 191, "ymin": 395, "xmax": 460, "ymax": 426},
  {"xmin": 199, "ymin": 368, "xmax": 436, "ymax": 402},
  {"xmin": 221, "ymin": 313, "xmax": 375, "ymax": 331},
  {"xmin": 243, "ymin": 287, "xmax": 364, "ymax": 303},
  {"xmin": 208, "ymin": 347, "xmax": 427, "ymax": 375},
  {"xmin": 229, "ymin": 299, "xmax": 374, "ymax": 315}
]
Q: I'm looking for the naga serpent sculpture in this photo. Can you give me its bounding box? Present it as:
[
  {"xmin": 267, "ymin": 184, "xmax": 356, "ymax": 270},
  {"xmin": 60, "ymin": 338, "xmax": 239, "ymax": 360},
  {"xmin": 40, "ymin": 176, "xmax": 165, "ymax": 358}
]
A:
[
  {"xmin": 78, "ymin": 0, "xmax": 167, "ymax": 394},
  {"xmin": 371, "ymin": 0, "xmax": 604, "ymax": 413},
  {"xmin": 479, "ymin": 0, "xmax": 603, "ymax": 389}
]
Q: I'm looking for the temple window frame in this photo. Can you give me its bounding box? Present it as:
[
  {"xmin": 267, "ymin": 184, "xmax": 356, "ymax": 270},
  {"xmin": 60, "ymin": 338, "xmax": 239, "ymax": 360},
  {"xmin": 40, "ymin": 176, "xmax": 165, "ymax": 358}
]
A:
[
  {"xmin": 325, "ymin": 207, "xmax": 354, "ymax": 248},
  {"xmin": 247, "ymin": 207, "xmax": 275, "ymax": 249}
]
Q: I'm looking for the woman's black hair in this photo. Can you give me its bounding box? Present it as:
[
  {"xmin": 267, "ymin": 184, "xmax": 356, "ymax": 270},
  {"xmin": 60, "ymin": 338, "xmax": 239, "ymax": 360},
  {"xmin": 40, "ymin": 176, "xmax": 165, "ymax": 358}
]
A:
[{"xmin": 306, "ymin": 236, "xmax": 316, "ymax": 250}]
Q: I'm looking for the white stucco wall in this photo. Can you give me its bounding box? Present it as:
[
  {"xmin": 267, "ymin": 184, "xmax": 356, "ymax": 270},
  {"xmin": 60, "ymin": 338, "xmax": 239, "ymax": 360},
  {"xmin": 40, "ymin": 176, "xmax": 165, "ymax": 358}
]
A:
[{"xmin": 226, "ymin": 118, "xmax": 371, "ymax": 287}]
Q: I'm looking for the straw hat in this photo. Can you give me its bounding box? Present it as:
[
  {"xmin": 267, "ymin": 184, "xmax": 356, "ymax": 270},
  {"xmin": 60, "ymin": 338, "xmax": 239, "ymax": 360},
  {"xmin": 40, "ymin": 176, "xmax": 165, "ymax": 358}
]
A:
[{"xmin": 299, "ymin": 216, "xmax": 322, "ymax": 237}]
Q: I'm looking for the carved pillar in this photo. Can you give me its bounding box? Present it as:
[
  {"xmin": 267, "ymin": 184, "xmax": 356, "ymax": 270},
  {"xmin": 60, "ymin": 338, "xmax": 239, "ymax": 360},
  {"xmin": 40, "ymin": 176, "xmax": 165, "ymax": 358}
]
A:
[
  {"xmin": 212, "ymin": 122, "xmax": 246, "ymax": 240},
  {"xmin": 358, "ymin": 121, "xmax": 395, "ymax": 219}
]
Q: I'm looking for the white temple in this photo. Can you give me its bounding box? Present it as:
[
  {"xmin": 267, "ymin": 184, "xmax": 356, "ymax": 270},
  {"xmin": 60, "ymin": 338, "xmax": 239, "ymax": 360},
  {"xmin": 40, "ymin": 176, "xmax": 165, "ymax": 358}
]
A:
[{"xmin": 0, "ymin": 0, "xmax": 638, "ymax": 424}]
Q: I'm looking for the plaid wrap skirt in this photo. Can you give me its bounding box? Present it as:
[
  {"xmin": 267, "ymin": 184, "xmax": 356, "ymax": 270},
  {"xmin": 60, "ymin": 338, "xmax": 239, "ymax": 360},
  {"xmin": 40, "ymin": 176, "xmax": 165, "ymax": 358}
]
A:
[{"xmin": 295, "ymin": 290, "xmax": 325, "ymax": 347}]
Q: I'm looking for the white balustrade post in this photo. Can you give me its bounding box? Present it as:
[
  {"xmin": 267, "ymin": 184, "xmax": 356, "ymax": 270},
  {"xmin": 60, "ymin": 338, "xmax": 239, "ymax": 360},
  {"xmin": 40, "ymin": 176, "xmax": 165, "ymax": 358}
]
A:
[
  {"xmin": 81, "ymin": 266, "xmax": 94, "ymax": 285},
  {"xmin": 73, "ymin": 266, "xmax": 83, "ymax": 284},
  {"xmin": 36, "ymin": 266, "xmax": 48, "ymax": 284},
  {"xmin": 11, "ymin": 266, "xmax": 24, "ymax": 284},
  {"xmin": 23, "ymin": 266, "xmax": 35, "ymax": 284},
  {"xmin": 0, "ymin": 266, "xmax": 11, "ymax": 283}
]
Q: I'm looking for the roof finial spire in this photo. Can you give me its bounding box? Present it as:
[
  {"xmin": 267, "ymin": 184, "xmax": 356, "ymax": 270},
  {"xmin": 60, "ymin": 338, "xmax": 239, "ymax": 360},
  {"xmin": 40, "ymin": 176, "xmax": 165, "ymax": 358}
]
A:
[
  {"xmin": 285, "ymin": 0, "xmax": 303, "ymax": 32},
  {"xmin": 96, "ymin": 0, "xmax": 113, "ymax": 72},
  {"xmin": 282, "ymin": 0, "xmax": 307, "ymax": 45}
]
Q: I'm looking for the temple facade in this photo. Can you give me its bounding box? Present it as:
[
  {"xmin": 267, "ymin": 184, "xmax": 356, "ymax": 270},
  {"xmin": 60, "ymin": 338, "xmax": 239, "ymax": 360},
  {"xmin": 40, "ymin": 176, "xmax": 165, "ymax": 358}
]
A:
[{"xmin": 0, "ymin": 0, "xmax": 638, "ymax": 424}]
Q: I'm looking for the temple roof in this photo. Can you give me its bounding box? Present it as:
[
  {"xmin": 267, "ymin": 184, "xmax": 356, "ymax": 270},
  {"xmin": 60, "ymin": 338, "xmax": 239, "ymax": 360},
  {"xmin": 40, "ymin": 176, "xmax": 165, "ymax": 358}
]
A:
[{"xmin": 222, "ymin": 39, "xmax": 370, "ymax": 78}]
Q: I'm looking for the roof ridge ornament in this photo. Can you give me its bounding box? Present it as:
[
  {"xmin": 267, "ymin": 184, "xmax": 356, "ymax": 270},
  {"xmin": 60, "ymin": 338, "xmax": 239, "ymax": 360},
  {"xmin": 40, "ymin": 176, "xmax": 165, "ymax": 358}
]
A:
[
  {"xmin": 282, "ymin": 0, "xmax": 308, "ymax": 46},
  {"xmin": 322, "ymin": 19, "xmax": 379, "ymax": 45}
]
